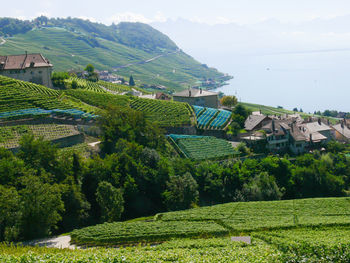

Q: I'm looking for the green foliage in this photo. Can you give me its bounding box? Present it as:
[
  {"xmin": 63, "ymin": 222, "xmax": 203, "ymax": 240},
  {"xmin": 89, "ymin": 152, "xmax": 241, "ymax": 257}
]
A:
[
  {"xmin": 163, "ymin": 172, "xmax": 199, "ymax": 211},
  {"xmin": 84, "ymin": 64, "xmax": 94, "ymax": 74},
  {"xmin": 240, "ymin": 172, "xmax": 283, "ymax": 201},
  {"xmin": 220, "ymin": 95, "xmax": 238, "ymax": 108},
  {"xmin": 19, "ymin": 175, "xmax": 64, "ymax": 239},
  {"xmin": 0, "ymin": 186, "xmax": 21, "ymax": 241},
  {"xmin": 51, "ymin": 72, "xmax": 69, "ymax": 88},
  {"xmin": 96, "ymin": 181, "xmax": 124, "ymax": 222},
  {"xmin": 129, "ymin": 75, "xmax": 135, "ymax": 86},
  {"xmin": 99, "ymin": 106, "xmax": 166, "ymax": 154}
]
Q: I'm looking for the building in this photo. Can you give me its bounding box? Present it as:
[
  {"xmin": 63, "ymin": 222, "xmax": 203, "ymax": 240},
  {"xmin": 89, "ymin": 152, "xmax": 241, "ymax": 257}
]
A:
[
  {"xmin": 332, "ymin": 123, "xmax": 350, "ymax": 143},
  {"xmin": 0, "ymin": 53, "xmax": 53, "ymax": 88},
  {"xmin": 173, "ymin": 88, "xmax": 219, "ymax": 108},
  {"xmin": 244, "ymin": 114, "xmax": 272, "ymax": 132}
]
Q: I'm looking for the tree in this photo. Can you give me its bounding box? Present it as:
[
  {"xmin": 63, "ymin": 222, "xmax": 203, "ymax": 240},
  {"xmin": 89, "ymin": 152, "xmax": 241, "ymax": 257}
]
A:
[
  {"xmin": 162, "ymin": 172, "xmax": 199, "ymax": 211},
  {"xmin": 96, "ymin": 181, "xmax": 124, "ymax": 222},
  {"xmin": 85, "ymin": 64, "xmax": 95, "ymax": 74},
  {"xmin": 0, "ymin": 186, "xmax": 22, "ymax": 241},
  {"xmin": 293, "ymin": 107, "xmax": 298, "ymax": 112},
  {"xmin": 129, "ymin": 75, "xmax": 135, "ymax": 86},
  {"xmin": 71, "ymin": 79, "xmax": 78, "ymax": 89},
  {"xmin": 241, "ymin": 172, "xmax": 283, "ymax": 201},
  {"xmin": 19, "ymin": 176, "xmax": 64, "ymax": 239},
  {"xmin": 220, "ymin": 96, "xmax": 238, "ymax": 108}
]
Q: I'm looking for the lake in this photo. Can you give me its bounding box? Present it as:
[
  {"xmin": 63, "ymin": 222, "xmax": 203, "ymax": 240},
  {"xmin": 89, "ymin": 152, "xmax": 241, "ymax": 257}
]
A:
[{"xmin": 211, "ymin": 50, "xmax": 350, "ymax": 113}]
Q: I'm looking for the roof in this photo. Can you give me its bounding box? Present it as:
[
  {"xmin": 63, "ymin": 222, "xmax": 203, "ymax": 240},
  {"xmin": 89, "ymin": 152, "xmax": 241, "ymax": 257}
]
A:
[
  {"xmin": 332, "ymin": 123, "xmax": 350, "ymax": 139},
  {"xmin": 173, "ymin": 88, "xmax": 218, "ymax": 98},
  {"xmin": 0, "ymin": 53, "xmax": 52, "ymax": 70},
  {"xmin": 244, "ymin": 115, "xmax": 270, "ymax": 131},
  {"xmin": 304, "ymin": 122, "xmax": 332, "ymax": 133}
]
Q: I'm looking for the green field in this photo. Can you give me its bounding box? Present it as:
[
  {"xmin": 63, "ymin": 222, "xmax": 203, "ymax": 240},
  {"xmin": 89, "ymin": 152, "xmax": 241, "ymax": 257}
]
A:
[{"xmin": 168, "ymin": 134, "xmax": 238, "ymax": 160}]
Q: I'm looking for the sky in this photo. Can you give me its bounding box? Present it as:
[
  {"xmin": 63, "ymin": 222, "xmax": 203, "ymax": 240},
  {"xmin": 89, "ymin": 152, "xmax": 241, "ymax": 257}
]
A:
[{"xmin": 2, "ymin": 0, "xmax": 350, "ymax": 26}]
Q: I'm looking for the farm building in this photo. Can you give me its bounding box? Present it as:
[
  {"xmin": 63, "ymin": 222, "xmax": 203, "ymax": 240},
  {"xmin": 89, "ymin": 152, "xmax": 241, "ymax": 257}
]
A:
[
  {"xmin": 0, "ymin": 53, "xmax": 53, "ymax": 88},
  {"xmin": 173, "ymin": 88, "xmax": 219, "ymax": 108}
]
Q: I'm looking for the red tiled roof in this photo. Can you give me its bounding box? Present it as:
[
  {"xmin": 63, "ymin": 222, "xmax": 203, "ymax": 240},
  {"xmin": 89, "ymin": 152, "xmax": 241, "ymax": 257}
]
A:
[{"xmin": 0, "ymin": 53, "xmax": 52, "ymax": 70}]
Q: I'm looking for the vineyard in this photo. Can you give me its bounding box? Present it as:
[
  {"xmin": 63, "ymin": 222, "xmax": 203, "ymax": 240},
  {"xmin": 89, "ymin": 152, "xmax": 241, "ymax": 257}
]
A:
[
  {"xmin": 168, "ymin": 134, "xmax": 237, "ymax": 160},
  {"xmin": 2, "ymin": 197, "xmax": 350, "ymax": 261},
  {"xmin": 65, "ymin": 77, "xmax": 147, "ymax": 94},
  {"xmin": 69, "ymin": 197, "xmax": 350, "ymax": 250},
  {"xmin": 64, "ymin": 89, "xmax": 131, "ymax": 109},
  {"xmin": 0, "ymin": 237, "xmax": 281, "ymax": 262},
  {"xmin": 193, "ymin": 105, "xmax": 231, "ymax": 130},
  {"xmin": 130, "ymin": 97, "xmax": 192, "ymax": 127},
  {"xmin": 0, "ymin": 75, "xmax": 71, "ymax": 113},
  {"xmin": 0, "ymin": 124, "xmax": 80, "ymax": 149},
  {"xmin": 71, "ymin": 220, "xmax": 228, "ymax": 245}
]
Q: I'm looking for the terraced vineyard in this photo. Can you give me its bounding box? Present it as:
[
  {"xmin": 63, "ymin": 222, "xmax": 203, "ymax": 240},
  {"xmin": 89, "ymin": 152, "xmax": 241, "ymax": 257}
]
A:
[
  {"xmin": 64, "ymin": 89, "xmax": 131, "ymax": 109},
  {"xmin": 193, "ymin": 105, "xmax": 231, "ymax": 130},
  {"xmin": 0, "ymin": 75, "xmax": 71, "ymax": 113},
  {"xmin": 130, "ymin": 98, "xmax": 192, "ymax": 127},
  {"xmin": 0, "ymin": 124, "xmax": 80, "ymax": 149},
  {"xmin": 65, "ymin": 77, "xmax": 106, "ymax": 93},
  {"xmin": 168, "ymin": 134, "xmax": 238, "ymax": 160}
]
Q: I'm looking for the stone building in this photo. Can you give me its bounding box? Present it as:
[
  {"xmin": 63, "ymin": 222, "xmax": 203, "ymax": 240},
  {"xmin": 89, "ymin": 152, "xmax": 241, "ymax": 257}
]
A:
[
  {"xmin": 173, "ymin": 88, "xmax": 219, "ymax": 108},
  {"xmin": 0, "ymin": 53, "xmax": 53, "ymax": 88}
]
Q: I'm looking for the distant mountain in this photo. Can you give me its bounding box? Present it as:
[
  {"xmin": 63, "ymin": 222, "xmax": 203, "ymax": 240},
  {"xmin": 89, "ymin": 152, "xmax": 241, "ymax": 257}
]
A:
[{"xmin": 0, "ymin": 17, "xmax": 229, "ymax": 91}]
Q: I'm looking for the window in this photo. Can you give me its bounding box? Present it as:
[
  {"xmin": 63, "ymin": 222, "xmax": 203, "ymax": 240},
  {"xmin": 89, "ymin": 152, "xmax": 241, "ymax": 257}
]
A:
[{"xmin": 39, "ymin": 71, "xmax": 42, "ymax": 74}]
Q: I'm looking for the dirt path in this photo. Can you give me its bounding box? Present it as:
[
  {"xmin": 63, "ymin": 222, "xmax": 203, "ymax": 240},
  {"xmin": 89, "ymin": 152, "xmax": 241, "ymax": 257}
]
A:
[{"xmin": 22, "ymin": 235, "xmax": 77, "ymax": 249}]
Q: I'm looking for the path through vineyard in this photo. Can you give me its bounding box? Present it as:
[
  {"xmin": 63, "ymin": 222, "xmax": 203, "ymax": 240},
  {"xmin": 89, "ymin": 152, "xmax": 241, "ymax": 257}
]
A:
[{"xmin": 23, "ymin": 235, "xmax": 76, "ymax": 249}]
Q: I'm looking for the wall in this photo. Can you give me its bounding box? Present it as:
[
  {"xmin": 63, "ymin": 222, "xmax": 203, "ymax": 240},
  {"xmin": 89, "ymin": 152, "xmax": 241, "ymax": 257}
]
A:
[{"xmin": 0, "ymin": 66, "xmax": 53, "ymax": 88}]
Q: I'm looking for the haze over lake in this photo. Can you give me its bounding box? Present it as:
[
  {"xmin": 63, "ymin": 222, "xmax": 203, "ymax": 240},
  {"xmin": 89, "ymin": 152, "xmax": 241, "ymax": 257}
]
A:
[
  {"xmin": 212, "ymin": 49, "xmax": 350, "ymax": 113},
  {"xmin": 153, "ymin": 17, "xmax": 350, "ymax": 113}
]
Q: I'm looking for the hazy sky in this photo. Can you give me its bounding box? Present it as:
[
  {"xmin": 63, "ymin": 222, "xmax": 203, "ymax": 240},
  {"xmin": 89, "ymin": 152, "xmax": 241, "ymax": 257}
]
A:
[{"xmin": 2, "ymin": 0, "xmax": 350, "ymax": 25}]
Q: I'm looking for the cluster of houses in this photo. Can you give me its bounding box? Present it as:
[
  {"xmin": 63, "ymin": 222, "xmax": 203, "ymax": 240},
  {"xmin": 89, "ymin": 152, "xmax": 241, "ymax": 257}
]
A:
[{"xmin": 242, "ymin": 112, "xmax": 350, "ymax": 154}]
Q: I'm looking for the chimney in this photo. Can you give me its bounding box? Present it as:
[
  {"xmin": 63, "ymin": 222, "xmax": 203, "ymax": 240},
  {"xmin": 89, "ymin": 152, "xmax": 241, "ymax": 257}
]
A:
[
  {"xmin": 318, "ymin": 118, "xmax": 321, "ymax": 125},
  {"xmin": 309, "ymin": 133, "xmax": 313, "ymax": 143},
  {"xmin": 272, "ymin": 120, "xmax": 275, "ymax": 132},
  {"xmin": 189, "ymin": 89, "xmax": 191, "ymax": 97},
  {"xmin": 200, "ymin": 88, "xmax": 202, "ymax": 94}
]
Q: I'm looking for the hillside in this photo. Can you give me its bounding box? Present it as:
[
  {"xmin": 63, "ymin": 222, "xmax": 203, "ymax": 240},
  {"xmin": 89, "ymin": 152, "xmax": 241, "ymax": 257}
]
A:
[{"xmin": 0, "ymin": 17, "xmax": 229, "ymax": 91}]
